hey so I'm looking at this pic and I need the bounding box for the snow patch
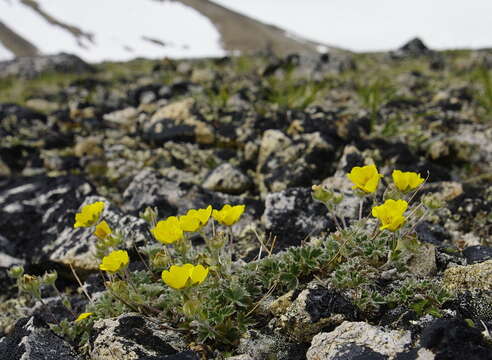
[0,0,225,62]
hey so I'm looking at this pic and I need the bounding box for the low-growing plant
[9,164,455,356]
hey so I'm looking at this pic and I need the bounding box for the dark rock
[263,187,334,251]
[420,318,492,360]
[331,343,388,360]
[415,221,450,245]
[0,53,94,79]
[391,38,431,58]
[0,315,79,360]
[142,119,196,145]
[463,245,492,264]
[305,287,359,323]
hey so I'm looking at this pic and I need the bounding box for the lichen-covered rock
[262,187,334,251]
[443,259,492,291]
[306,321,411,360]
[256,130,335,195]
[451,290,492,323]
[237,330,308,360]
[202,163,252,194]
[0,315,79,360]
[0,175,94,264]
[278,285,358,342]
[122,168,262,235]
[143,98,214,145]
[0,53,94,79]
[90,313,196,360]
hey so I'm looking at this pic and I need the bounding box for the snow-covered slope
[0,0,225,62]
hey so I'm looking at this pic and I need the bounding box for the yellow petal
[151,216,183,244]
[179,214,201,232]
[190,264,209,284]
[162,265,191,289]
[75,312,93,322]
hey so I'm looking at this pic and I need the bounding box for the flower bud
[8,265,24,279]
[43,271,58,286]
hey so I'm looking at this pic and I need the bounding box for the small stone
[443,259,492,291]
[306,321,411,360]
[463,245,492,265]
[202,163,252,194]
[405,243,437,277]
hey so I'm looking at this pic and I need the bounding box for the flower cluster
[346,165,424,232]
[73,201,113,239]
[151,204,245,244]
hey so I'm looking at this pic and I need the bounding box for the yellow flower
[161,264,209,289]
[151,216,183,244]
[371,199,408,232]
[94,220,112,239]
[179,205,212,232]
[75,312,94,322]
[392,170,424,193]
[212,204,245,226]
[99,250,129,273]
[74,201,105,228]
[347,164,382,193]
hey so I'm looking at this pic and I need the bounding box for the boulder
[202,163,252,195]
[89,313,198,360]
[443,259,492,291]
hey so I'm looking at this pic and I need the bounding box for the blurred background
[0,0,491,62]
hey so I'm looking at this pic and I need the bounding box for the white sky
[0,0,491,62]
[215,0,492,51]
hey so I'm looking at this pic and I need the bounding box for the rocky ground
[1,39,492,359]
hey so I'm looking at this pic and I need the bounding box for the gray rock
[0,315,79,360]
[306,321,412,360]
[262,187,334,251]
[202,163,252,194]
[89,313,192,360]
[0,53,94,79]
